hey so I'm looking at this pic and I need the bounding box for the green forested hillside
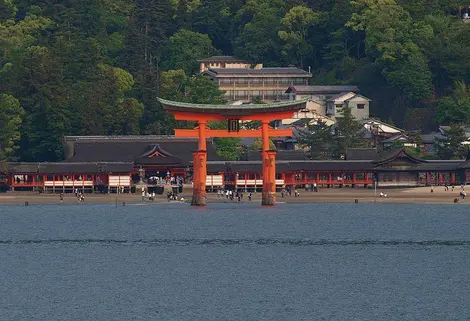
[1,0,470,161]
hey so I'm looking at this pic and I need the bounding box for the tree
[233,0,285,65]
[295,120,332,159]
[347,0,433,101]
[191,0,241,54]
[249,137,276,151]
[163,29,219,75]
[75,64,145,135]
[207,121,242,161]
[436,124,466,159]
[436,80,470,124]
[278,5,320,68]
[14,45,72,161]
[331,106,365,158]
[0,94,24,160]
[185,75,226,104]
[0,0,17,21]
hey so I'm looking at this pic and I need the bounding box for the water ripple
[0,239,468,246]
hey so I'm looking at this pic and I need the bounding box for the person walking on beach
[313,182,318,192]
[60,193,63,203]
[248,192,252,201]
[444,183,448,191]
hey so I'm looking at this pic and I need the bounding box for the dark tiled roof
[207,161,299,173]
[8,162,134,174]
[198,56,248,63]
[382,133,410,143]
[134,144,183,166]
[285,85,359,94]
[419,132,447,144]
[288,160,373,171]
[247,150,307,161]
[205,67,311,76]
[66,139,221,166]
[345,148,378,160]
[373,148,424,165]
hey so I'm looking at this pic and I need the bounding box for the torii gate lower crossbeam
[157,97,308,206]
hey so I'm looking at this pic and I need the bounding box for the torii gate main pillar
[261,121,276,206]
[192,121,207,206]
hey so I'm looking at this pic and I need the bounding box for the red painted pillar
[191,150,207,206]
[192,121,207,206]
[261,121,276,205]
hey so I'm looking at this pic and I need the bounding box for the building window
[293,78,306,85]
[236,78,248,85]
[264,78,276,85]
[357,104,365,109]
[220,79,232,85]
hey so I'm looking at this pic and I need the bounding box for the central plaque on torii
[158,98,308,206]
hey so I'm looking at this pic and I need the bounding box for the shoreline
[0,187,468,206]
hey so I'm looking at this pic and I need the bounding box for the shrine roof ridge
[64,135,199,142]
[157,97,309,114]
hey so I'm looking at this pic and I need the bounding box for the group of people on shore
[216,188,252,202]
[59,189,85,203]
[430,184,467,203]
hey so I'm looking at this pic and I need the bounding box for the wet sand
[0,186,467,205]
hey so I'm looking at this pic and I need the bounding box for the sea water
[0,203,469,321]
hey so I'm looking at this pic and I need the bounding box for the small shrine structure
[158,98,308,206]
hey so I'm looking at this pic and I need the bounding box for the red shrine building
[7,136,221,193]
[5,136,470,194]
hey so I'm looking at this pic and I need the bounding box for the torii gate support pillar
[191,121,207,206]
[191,150,207,206]
[262,150,277,206]
[261,121,276,206]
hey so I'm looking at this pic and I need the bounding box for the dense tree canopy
[1,0,470,161]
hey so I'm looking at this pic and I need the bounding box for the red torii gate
[158,98,308,206]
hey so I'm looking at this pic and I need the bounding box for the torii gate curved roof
[157,98,308,117]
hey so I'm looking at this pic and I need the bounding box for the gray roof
[247,150,307,161]
[285,85,359,94]
[419,132,447,144]
[205,67,311,77]
[198,56,248,63]
[64,135,199,143]
[326,92,352,101]
[8,162,135,174]
[345,148,378,160]
[382,133,410,143]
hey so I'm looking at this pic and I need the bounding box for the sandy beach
[0,186,468,205]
